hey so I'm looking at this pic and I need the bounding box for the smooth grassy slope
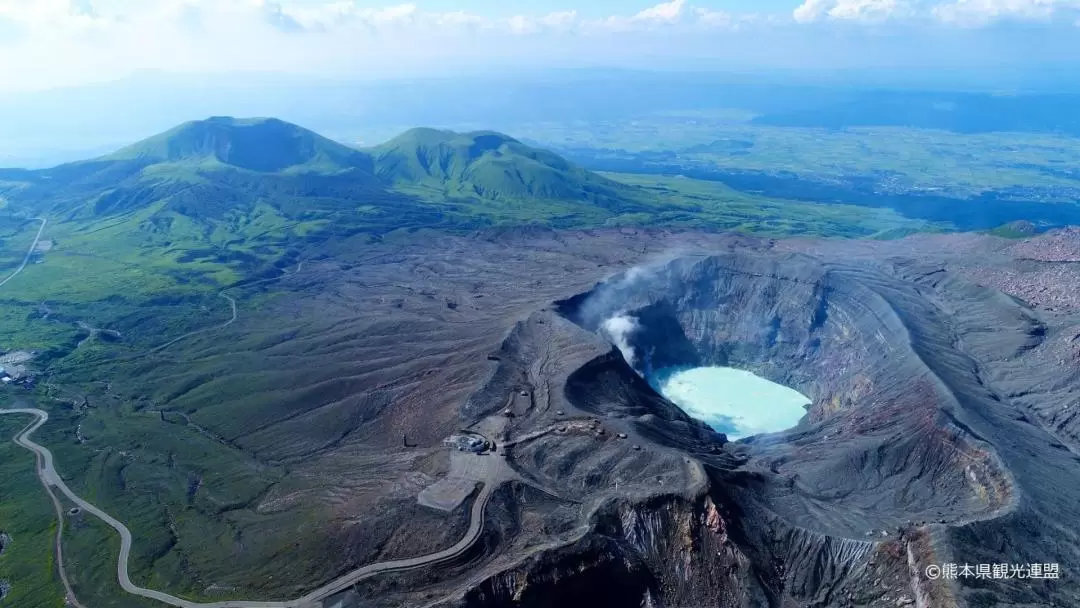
[369,127,652,218]
[104,116,374,174]
[0,218,41,275]
[371,128,625,197]
[3,117,938,250]
[33,397,291,602]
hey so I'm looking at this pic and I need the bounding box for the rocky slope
[347,229,1080,608]
[20,224,1080,607]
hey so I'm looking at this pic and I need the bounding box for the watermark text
[924,563,1060,580]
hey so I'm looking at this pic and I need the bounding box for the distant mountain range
[0,117,644,229]
[0,117,656,262]
[0,116,688,299]
[7,71,1080,169]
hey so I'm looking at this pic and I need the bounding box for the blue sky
[275,0,796,18]
[0,0,1078,92]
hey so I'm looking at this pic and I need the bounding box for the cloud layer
[0,0,1078,91]
[792,0,1080,23]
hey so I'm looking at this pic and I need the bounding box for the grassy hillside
[371,128,639,210]
[1,119,657,235]
[105,116,374,174]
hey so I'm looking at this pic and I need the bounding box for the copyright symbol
[925,565,941,580]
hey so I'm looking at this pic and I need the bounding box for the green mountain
[1,119,647,225]
[1,117,934,250]
[1,119,421,233]
[370,128,637,209]
[0,118,668,306]
[105,116,373,174]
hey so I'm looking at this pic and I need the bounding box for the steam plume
[601,313,641,367]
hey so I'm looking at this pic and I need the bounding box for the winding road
[2,249,496,606]
[0,217,47,289]
[0,407,497,608]
[8,410,87,608]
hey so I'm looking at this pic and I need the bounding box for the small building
[444,434,488,453]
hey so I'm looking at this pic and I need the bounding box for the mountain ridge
[0,117,662,278]
[369,126,638,206]
[103,116,374,174]
[2,118,639,216]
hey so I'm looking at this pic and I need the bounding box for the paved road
[9,413,87,608]
[0,217,46,289]
[1,408,496,608]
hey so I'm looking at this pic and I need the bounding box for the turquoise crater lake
[648,366,811,440]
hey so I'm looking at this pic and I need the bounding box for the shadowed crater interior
[493,244,1080,608]
[559,252,1014,538]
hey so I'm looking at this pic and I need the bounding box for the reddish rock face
[704,496,727,542]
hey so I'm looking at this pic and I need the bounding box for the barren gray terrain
[243,226,1080,608]
[15,226,1080,608]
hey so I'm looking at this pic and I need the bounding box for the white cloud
[278,2,420,30]
[432,10,485,28]
[794,0,908,22]
[503,12,577,35]
[793,0,830,22]
[830,0,906,20]
[0,0,106,33]
[506,14,534,34]
[933,0,1080,25]
[794,0,1080,23]
[694,7,734,26]
[599,0,691,30]
[0,0,1078,92]
[539,10,578,27]
[633,0,687,23]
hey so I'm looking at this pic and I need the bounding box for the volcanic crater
[560,252,1015,534]
[422,235,1080,608]
[107,228,1080,608]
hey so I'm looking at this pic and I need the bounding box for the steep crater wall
[559,254,909,418]
[558,253,1012,537]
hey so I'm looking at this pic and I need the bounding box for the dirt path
[144,262,303,356]
[0,407,497,608]
[147,293,237,354]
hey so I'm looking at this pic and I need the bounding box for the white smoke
[601,313,641,367]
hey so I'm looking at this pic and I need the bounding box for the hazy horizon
[4,64,1080,169]
[3,0,1080,167]
[1,1,1080,93]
